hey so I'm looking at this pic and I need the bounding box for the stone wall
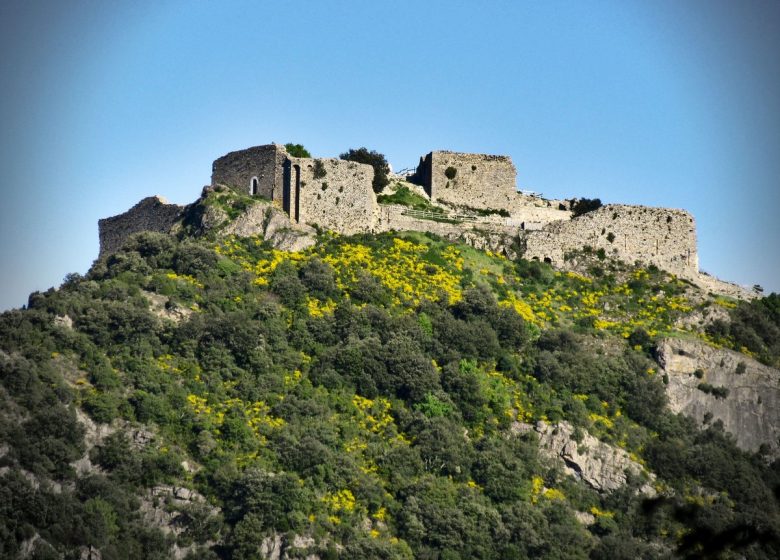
[211,144,287,200]
[286,157,377,234]
[522,204,699,278]
[416,151,519,210]
[98,196,184,257]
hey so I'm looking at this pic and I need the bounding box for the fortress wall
[98,196,184,257]
[426,151,519,210]
[211,144,287,200]
[289,158,377,234]
[523,204,699,278]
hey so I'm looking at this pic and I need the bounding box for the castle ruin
[98,142,735,293]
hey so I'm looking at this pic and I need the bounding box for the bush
[570,198,602,218]
[339,147,390,193]
[284,143,311,158]
[313,159,327,179]
[445,166,457,180]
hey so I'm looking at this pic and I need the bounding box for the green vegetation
[285,143,311,158]
[445,166,457,180]
[706,293,780,367]
[313,159,327,179]
[0,229,778,558]
[376,185,444,213]
[339,147,390,193]
[570,198,603,218]
[200,187,260,220]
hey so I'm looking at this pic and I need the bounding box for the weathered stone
[53,314,73,329]
[221,201,317,252]
[523,204,699,279]
[657,337,780,456]
[98,196,184,257]
[212,144,288,200]
[518,420,655,495]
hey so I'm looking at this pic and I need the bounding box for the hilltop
[99,143,754,301]
[0,145,778,558]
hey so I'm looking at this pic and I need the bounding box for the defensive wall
[98,143,723,294]
[98,196,185,257]
[284,157,376,235]
[413,151,517,210]
[522,204,699,278]
[211,144,287,201]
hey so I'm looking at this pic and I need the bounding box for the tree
[339,147,390,193]
[284,143,311,158]
[570,198,602,217]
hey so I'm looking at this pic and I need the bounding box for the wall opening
[543,257,552,264]
[250,177,259,195]
[293,165,301,223]
[282,164,291,215]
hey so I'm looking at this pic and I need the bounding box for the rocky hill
[1,176,779,559]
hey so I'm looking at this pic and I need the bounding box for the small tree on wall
[339,147,390,193]
[285,143,311,158]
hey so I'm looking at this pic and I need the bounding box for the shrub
[284,143,311,158]
[570,198,602,217]
[313,159,327,179]
[445,166,457,180]
[606,232,616,243]
[339,147,390,193]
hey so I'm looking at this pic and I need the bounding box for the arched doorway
[250,177,259,195]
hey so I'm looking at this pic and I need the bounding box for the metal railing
[400,208,480,223]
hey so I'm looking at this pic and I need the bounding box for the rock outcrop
[221,200,316,252]
[513,420,655,495]
[657,337,780,456]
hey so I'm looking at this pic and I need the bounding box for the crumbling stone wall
[211,144,287,200]
[98,196,184,257]
[286,157,377,234]
[523,204,699,278]
[414,151,519,210]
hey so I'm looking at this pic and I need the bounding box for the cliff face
[657,337,780,456]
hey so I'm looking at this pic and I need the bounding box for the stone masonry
[98,196,184,257]
[413,151,518,210]
[284,157,376,235]
[99,142,746,297]
[523,204,699,279]
[211,144,288,200]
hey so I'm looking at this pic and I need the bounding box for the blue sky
[1,0,778,310]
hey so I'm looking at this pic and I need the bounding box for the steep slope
[1,228,778,559]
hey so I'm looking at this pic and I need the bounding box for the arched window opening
[250,177,259,195]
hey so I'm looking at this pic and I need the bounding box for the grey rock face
[515,420,655,495]
[657,337,780,456]
[221,201,316,252]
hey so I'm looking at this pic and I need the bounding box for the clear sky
[1,0,778,311]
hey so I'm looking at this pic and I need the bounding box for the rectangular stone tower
[413,151,518,210]
[211,144,288,201]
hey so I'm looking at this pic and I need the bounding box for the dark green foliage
[284,143,311,158]
[444,166,457,180]
[570,197,602,217]
[339,147,390,193]
[707,293,780,366]
[313,159,327,179]
[1,230,778,559]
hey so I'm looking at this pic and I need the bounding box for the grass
[377,185,444,213]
